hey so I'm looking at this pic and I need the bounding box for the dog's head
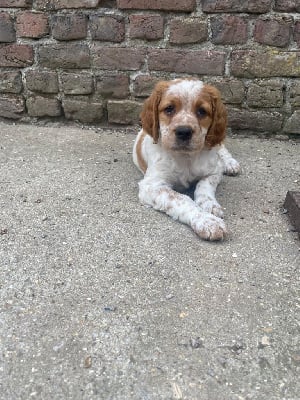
[140,79,227,152]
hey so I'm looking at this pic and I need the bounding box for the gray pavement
[0,121,299,400]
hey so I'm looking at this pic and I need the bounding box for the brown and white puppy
[133,79,240,241]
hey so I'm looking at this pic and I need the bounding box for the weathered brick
[90,15,125,42]
[92,46,146,70]
[63,98,103,123]
[169,18,207,44]
[27,96,61,117]
[25,70,58,93]
[254,17,292,48]
[0,94,24,119]
[148,49,225,75]
[294,21,300,47]
[16,12,49,38]
[95,74,129,98]
[209,79,245,104]
[228,108,283,132]
[274,0,300,12]
[0,0,31,7]
[132,75,162,98]
[61,72,93,95]
[247,80,284,108]
[231,50,300,78]
[0,71,22,93]
[117,0,196,11]
[211,15,247,45]
[38,43,90,69]
[129,14,164,40]
[51,14,87,40]
[0,44,33,67]
[35,0,99,10]
[289,81,300,106]
[283,110,300,134]
[0,12,15,42]
[202,0,272,13]
[107,100,142,124]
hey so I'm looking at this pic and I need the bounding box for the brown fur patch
[136,130,147,173]
[201,85,227,148]
[140,81,171,143]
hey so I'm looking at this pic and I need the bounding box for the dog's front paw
[196,197,224,218]
[223,158,240,176]
[191,213,227,241]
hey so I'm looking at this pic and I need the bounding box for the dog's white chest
[167,149,221,189]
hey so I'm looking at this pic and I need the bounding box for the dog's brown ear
[140,81,169,144]
[204,85,227,148]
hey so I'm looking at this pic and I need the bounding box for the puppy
[133,79,240,241]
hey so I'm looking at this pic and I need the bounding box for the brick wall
[0,0,299,136]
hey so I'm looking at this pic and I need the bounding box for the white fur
[218,144,240,176]
[133,80,240,241]
[167,80,204,102]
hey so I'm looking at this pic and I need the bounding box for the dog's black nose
[175,126,193,141]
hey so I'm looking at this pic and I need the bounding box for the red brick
[132,75,162,97]
[61,72,93,95]
[35,0,99,10]
[25,70,58,93]
[148,49,225,75]
[211,15,247,45]
[90,15,125,42]
[202,0,272,13]
[63,98,103,123]
[0,0,31,7]
[231,50,300,78]
[247,80,284,108]
[254,18,292,48]
[0,44,33,67]
[16,12,49,39]
[27,95,61,117]
[169,18,207,44]
[0,12,15,43]
[117,0,196,11]
[107,100,142,124]
[228,108,283,132]
[274,0,300,12]
[129,14,164,40]
[51,14,87,41]
[294,21,300,47]
[38,43,90,69]
[0,94,24,119]
[92,46,146,70]
[95,74,129,98]
[0,71,22,93]
[208,78,245,104]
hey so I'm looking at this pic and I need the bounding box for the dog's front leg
[138,178,226,241]
[194,174,224,218]
[218,144,240,176]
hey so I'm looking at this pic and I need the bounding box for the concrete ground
[0,121,299,400]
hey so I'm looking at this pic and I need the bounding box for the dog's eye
[164,105,175,115]
[196,107,207,118]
